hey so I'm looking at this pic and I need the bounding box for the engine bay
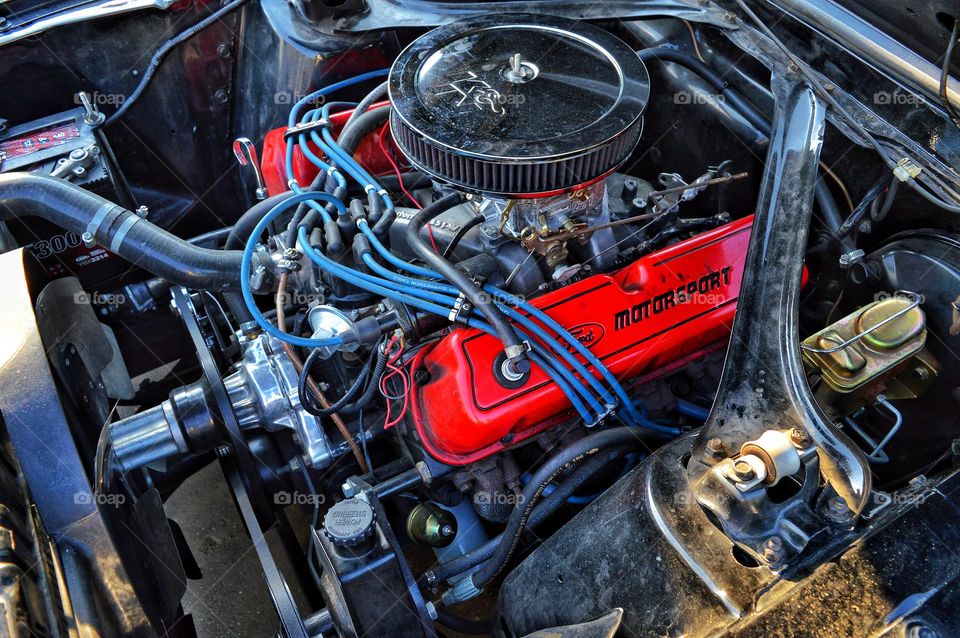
[1,1,960,636]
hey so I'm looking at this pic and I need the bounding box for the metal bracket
[686,76,871,568]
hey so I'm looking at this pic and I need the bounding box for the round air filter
[388,14,650,198]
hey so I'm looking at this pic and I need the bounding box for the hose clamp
[85,202,115,240]
[276,247,302,272]
[110,212,142,253]
[503,341,530,361]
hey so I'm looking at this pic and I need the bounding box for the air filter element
[388,14,650,198]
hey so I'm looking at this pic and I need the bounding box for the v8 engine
[1,2,960,637]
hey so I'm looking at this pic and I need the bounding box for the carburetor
[388,13,650,271]
[802,292,939,417]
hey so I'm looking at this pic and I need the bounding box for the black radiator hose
[440,427,647,605]
[0,172,271,291]
[424,447,626,585]
[406,192,530,376]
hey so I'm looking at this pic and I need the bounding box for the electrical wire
[673,20,854,212]
[104,0,250,127]
[283,85,679,434]
[734,0,960,213]
[240,191,349,348]
[380,336,410,429]
[298,347,375,417]
[275,271,368,473]
[940,16,960,131]
[378,123,422,209]
[355,219,675,434]
[297,226,603,425]
[682,19,706,63]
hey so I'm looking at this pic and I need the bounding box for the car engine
[1,1,960,636]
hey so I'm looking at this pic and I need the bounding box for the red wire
[379,336,410,429]
[378,123,422,209]
[377,123,440,253]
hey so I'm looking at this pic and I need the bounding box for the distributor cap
[389,14,650,197]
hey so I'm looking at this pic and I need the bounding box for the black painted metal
[0,249,154,635]
[685,76,870,562]
[495,434,777,636]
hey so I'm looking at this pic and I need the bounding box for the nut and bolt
[214,88,230,104]
[277,258,301,272]
[790,428,811,448]
[722,12,736,22]
[415,460,433,485]
[824,495,853,523]
[913,367,931,382]
[217,43,233,59]
[762,536,783,563]
[733,460,756,481]
[704,437,726,462]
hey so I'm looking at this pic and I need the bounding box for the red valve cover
[260,101,395,197]
[409,216,755,465]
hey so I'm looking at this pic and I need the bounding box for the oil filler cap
[389,13,650,197]
[322,498,375,548]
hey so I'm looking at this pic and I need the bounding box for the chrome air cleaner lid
[388,14,650,197]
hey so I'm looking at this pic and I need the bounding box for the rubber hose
[222,193,294,323]
[225,192,292,249]
[466,428,645,591]
[343,80,388,130]
[337,106,390,156]
[0,172,270,290]
[406,192,529,370]
[426,448,627,584]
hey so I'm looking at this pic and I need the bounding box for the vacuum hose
[0,172,271,290]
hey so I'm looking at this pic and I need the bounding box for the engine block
[410,216,753,464]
